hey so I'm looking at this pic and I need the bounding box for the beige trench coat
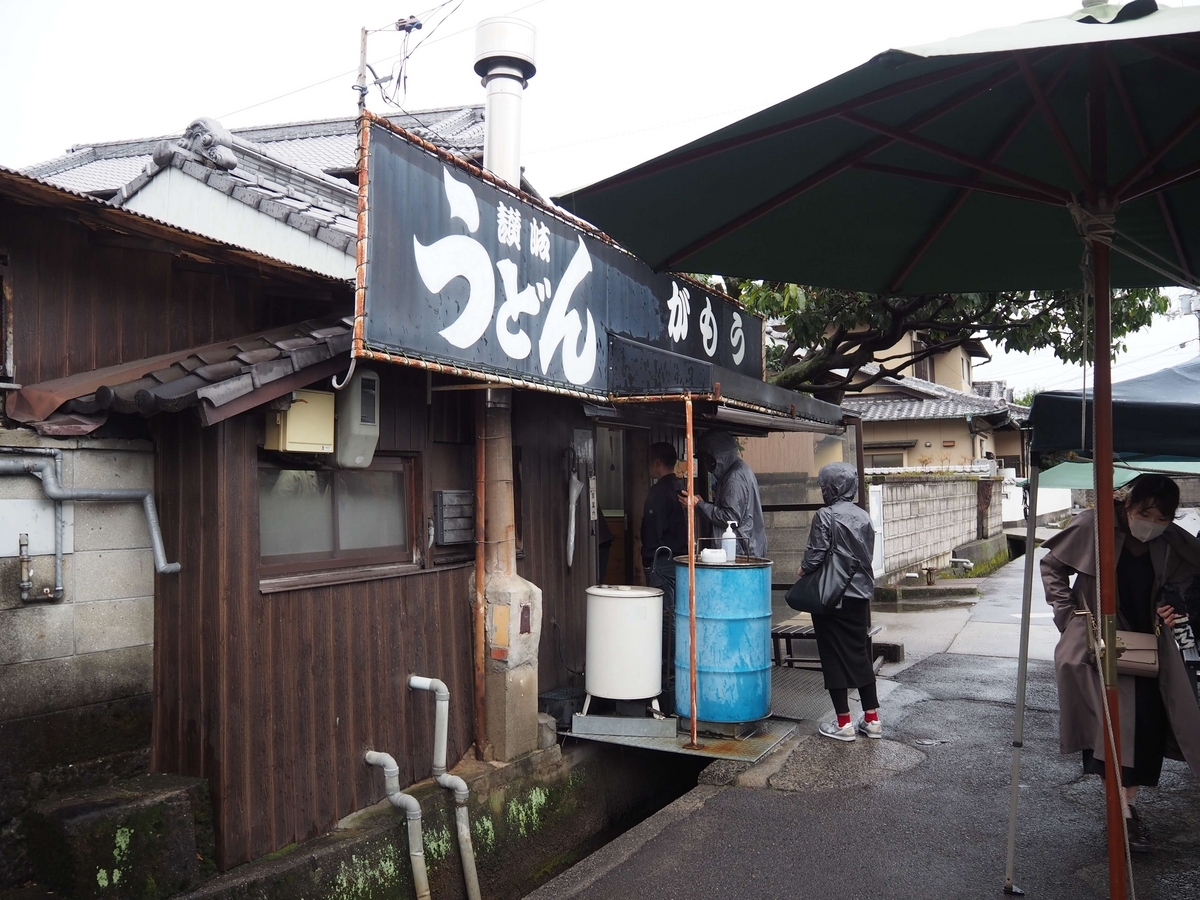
[1041,506,1200,776]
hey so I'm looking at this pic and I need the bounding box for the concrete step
[25,774,215,900]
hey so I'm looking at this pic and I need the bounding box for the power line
[218,0,550,121]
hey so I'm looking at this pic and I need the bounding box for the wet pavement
[528,553,1200,900]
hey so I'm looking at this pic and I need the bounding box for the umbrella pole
[1003,465,1040,896]
[1093,241,1128,900]
[684,397,702,750]
[1088,45,1127,899]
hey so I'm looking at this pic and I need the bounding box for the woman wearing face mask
[1041,474,1200,852]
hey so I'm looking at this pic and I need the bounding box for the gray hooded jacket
[801,463,875,602]
[695,431,767,557]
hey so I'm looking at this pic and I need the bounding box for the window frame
[257,452,419,579]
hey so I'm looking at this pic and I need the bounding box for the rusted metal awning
[6,318,352,434]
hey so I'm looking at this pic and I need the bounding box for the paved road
[529,554,1200,900]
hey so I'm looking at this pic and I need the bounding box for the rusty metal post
[473,392,489,760]
[684,397,702,749]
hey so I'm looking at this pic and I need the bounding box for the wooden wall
[152,367,475,870]
[0,199,340,387]
[512,392,595,694]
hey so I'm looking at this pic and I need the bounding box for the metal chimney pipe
[474,17,537,186]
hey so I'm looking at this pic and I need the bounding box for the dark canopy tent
[1031,354,1200,455]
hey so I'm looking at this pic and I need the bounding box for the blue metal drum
[674,557,773,722]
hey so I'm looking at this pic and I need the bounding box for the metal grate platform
[560,666,833,761]
[562,716,796,762]
[770,665,835,723]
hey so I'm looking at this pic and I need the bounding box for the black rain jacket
[802,463,875,602]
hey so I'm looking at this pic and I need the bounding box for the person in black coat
[642,442,689,591]
[800,462,879,742]
[642,442,689,712]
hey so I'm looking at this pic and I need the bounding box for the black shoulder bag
[785,513,857,614]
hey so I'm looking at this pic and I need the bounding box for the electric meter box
[264,389,335,453]
[335,368,380,468]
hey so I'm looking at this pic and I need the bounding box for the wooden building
[1,117,845,874]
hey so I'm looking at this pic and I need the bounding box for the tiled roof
[0,165,350,283]
[9,318,352,436]
[23,106,484,196]
[843,366,1017,424]
[112,124,360,255]
[972,380,1012,402]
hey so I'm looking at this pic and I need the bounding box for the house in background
[841,362,1029,473]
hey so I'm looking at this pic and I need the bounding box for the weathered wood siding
[512,392,594,693]
[153,367,474,870]
[0,199,339,387]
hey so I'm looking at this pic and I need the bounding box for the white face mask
[1128,516,1167,543]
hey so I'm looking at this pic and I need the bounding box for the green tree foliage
[716,278,1166,393]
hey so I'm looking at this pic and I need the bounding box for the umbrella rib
[887,50,1079,293]
[1113,103,1200,199]
[1013,50,1091,195]
[839,110,1072,202]
[565,56,1006,197]
[1120,158,1200,203]
[1106,55,1195,280]
[853,163,1062,205]
[651,63,1028,273]
[1135,40,1200,78]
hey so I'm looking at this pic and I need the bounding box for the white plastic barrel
[585,584,663,699]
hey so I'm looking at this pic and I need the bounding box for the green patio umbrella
[556,3,1200,897]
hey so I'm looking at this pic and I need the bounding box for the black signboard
[363,123,763,395]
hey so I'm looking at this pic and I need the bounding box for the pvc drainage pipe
[364,751,430,900]
[410,674,481,900]
[0,455,179,574]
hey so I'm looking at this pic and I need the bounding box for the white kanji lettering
[414,167,494,349]
[539,236,597,385]
[730,312,746,366]
[699,297,718,357]
[495,260,547,360]
[529,220,551,263]
[497,202,521,250]
[667,282,690,343]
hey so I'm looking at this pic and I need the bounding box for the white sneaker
[857,718,883,739]
[818,719,856,742]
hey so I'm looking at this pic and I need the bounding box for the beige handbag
[1114,629,1159,677]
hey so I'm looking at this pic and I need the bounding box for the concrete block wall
[876,474,1003,581]
[1073,476,1200,511]
[757,473,821,582]
[0,430,156,886]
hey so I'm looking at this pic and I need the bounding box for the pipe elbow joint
[438,774,470,804]
[408,674,450,700]
[364,750,401,780]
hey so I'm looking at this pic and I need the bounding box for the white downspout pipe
[364,750,431,900]
[410,675,481,900]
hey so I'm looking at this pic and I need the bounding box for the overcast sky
[2,0,1196,391]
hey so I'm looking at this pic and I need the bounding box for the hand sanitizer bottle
[722,522,737,562]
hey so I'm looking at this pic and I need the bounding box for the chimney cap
[474,17,537,80]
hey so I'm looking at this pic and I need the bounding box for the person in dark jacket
[642,442,688,592]
[642,442,689,714]
[800,462,879,742]
[687,430,767,557]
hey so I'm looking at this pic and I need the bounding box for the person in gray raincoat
[688,430,767,557]
[801,463,879,742]
[1041,474,1200,852]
